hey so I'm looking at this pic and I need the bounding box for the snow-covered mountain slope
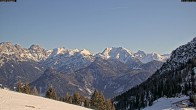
[43,48,94,72]
[0,42,46,87]
[0,42,169,69]
[0,42,49,66]
[0,89,91,110]
[97,47,135,63]
[0,42,169,74]
[159,37,196,74]
[96,47,169,64]
[143,96,194,110]
[134,50,170,63]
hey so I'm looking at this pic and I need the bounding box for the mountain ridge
[0,41,169,98]
[0,42,169,66]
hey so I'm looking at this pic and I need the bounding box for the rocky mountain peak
[79,49,91,56]
[29,44,42,50]
[191,37,196,42]
[0,42,12,46]
[135,50,146,57]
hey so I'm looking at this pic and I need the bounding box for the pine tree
[45,87,57,100]
[65,92,72,103]
[90,90,100,109]
[73,92,80,105]
[84,98,90,108]
[31,86,39,96]
[105,99,115,110]
[80,95,85,106]
[190,94,196,106]
[90,90,108,110]
[16,80,23,92]
[97,92,105,110]
[23,82,30,94]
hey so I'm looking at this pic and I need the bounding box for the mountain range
[0,42,169,98]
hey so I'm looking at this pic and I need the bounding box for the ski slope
[0,89,91,110]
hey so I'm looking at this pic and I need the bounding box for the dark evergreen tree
[84,98,90,108]
[90,90,100,109]
[105,99,115,110]
[64,92,72,103]
[190,94,196,106]
[45,87,57,100]
[16,80,23,92]
[97,92,105,110]
[72,92,80,105]
[23,82,30,94]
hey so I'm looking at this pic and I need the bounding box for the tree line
[16,83,115,110]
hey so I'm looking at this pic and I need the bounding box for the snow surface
[0,89,91,110]
[143,96,195,110]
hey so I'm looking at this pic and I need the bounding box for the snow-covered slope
[143,96,194,110]
[0,89,91,110]
[160,37,196,74]
[135,50,170,63]
[0,42,49,66]
[97,47,135,63]
[43,48,94,72]
[96,47,169,64]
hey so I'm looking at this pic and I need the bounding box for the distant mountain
[30,68,88,97]
[96,47,168,64]
[0,42,49,63]
[0,42,169,98]
[113,37,196,110]
[134,50,170,63]
[42,48,94,73]
[31,58,163,98]
[0,42,45,87]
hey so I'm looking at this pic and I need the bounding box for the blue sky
[0,0,195,54]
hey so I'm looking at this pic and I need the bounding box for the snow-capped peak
[97,47,169,64]
[102,47,134,56]
[29,44,42,50]
[79,49,91,56]
[135,50,146,58]
[66,49,79,56]
[97,47,136,63]
[0,42,49,63]
[0,42,12,46]
[52,47,67,55]
[135,51,168,63]
[0,42,170,69]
